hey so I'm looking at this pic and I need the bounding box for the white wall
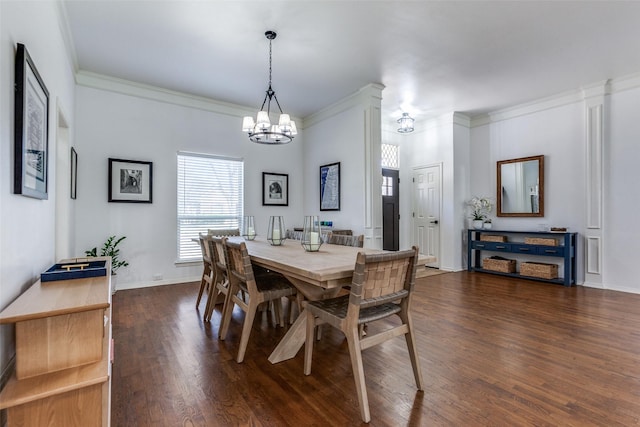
[469,81,640,293]
[0,1,76,376]
[74,83,304,289]
[605,85,640,292]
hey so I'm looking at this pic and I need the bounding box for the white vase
[483,222,492,229]
[473,220,483,229]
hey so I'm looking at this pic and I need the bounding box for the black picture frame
[262,172,289,206]
[14,43,49,199]
[70,147,77,199]
[320,162,340,211]
[108,158,153,203]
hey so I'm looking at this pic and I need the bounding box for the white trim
[303,83,384,129]
[115,276,200,292]
[56,1,79,73]
[472,72,640,127]
[586,103,604,229]
[176,150,243,162]
[586,236,601,275]
[75,70,303,124]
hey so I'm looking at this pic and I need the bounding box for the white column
[361,84,384,249]
[582,81,609,288]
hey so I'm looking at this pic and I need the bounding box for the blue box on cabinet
[41,260,107,282]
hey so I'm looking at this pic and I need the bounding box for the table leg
[268,277,343,364]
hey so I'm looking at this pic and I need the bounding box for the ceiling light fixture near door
[241,31,296,144]
[397,112,415,133]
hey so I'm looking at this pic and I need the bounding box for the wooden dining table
[230,236,435,364]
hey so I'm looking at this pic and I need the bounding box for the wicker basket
[483,258,516,273]
[524,237,557,246]
[480,235,507,242]
[521,262,558,279]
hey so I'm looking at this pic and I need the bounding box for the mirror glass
[497,155,544,217]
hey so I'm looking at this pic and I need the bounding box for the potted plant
[483,218,493,229]
[85,235,129,275]
[468,196,493,229]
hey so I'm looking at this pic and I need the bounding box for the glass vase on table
[242,215,256,240]
[301,215,323,252]
[267,216,285,246]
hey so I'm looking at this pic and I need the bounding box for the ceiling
[62,1,640,127]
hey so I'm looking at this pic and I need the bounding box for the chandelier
[397,112,415,133]
[242,31,297,144]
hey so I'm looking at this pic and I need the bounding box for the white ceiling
[62,1,640,126]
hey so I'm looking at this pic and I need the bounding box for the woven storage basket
[480,235,507,242]
[521,262,558,279]
[524,237,557,246]
[483,258,516,273]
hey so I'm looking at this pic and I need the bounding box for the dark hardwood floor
[111,272,640,426]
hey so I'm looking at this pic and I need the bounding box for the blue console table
[467,229,577,286]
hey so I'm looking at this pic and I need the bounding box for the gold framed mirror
[497,155,544,217]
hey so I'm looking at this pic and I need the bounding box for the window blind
[177,152,244,261]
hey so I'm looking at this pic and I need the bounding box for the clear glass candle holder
[242,215,256,240]
[267,216,285,246]
[301,215,323,252]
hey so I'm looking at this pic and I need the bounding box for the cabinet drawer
[536,246,565,256]
[510,243,535,253]
[472,241,511,252]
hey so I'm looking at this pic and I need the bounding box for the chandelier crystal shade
[397,112,415,133]
[242,31,297,144]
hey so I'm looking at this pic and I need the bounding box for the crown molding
[56,0,79,73]
[474,72,640,127]
[488,89,583,123]
[303,83,384,129]
[75,71,308,126]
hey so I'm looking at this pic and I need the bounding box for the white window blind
[177,152,244,261]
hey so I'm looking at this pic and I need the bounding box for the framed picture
[262,172,289,206]
[320,162,340,211]
[70,147,78,199]
[109,158,153,203]
[14,43,49,199]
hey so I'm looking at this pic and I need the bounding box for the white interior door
[412,165,441,267]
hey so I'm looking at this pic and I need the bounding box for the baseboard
[114,276,200,292]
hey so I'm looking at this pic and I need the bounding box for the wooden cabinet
[467,229,577,286]
[0,258,112,426]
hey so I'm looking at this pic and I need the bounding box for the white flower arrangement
[468,196,494,220]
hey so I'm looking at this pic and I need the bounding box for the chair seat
[238,275,295,299]
[307,295,402,324]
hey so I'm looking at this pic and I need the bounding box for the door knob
[430,220,439,225]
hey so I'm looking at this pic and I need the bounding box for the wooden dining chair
[303,246,423,423]
[326,232,364,248]
[207,228,240,237]
[218,239,297,363]
[285,229,303,240]
[195,234,214,309]
[203,236,232,322]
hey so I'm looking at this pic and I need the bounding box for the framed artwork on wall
[14,43,49,200]
[70,147,77,199]
[108,158,153,203]
[320,162,340,211]
[262,172,289,206]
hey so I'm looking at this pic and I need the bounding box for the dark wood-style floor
[111,272,640,426]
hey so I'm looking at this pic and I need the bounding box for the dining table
[229,236,436,364]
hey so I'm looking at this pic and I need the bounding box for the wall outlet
[152,273,163,281]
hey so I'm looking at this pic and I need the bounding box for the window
[381,143,399,169]
[382,176,394,196]
[177,152,243,261]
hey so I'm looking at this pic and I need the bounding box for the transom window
[177,151,243,261]
[381,143,399,169]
